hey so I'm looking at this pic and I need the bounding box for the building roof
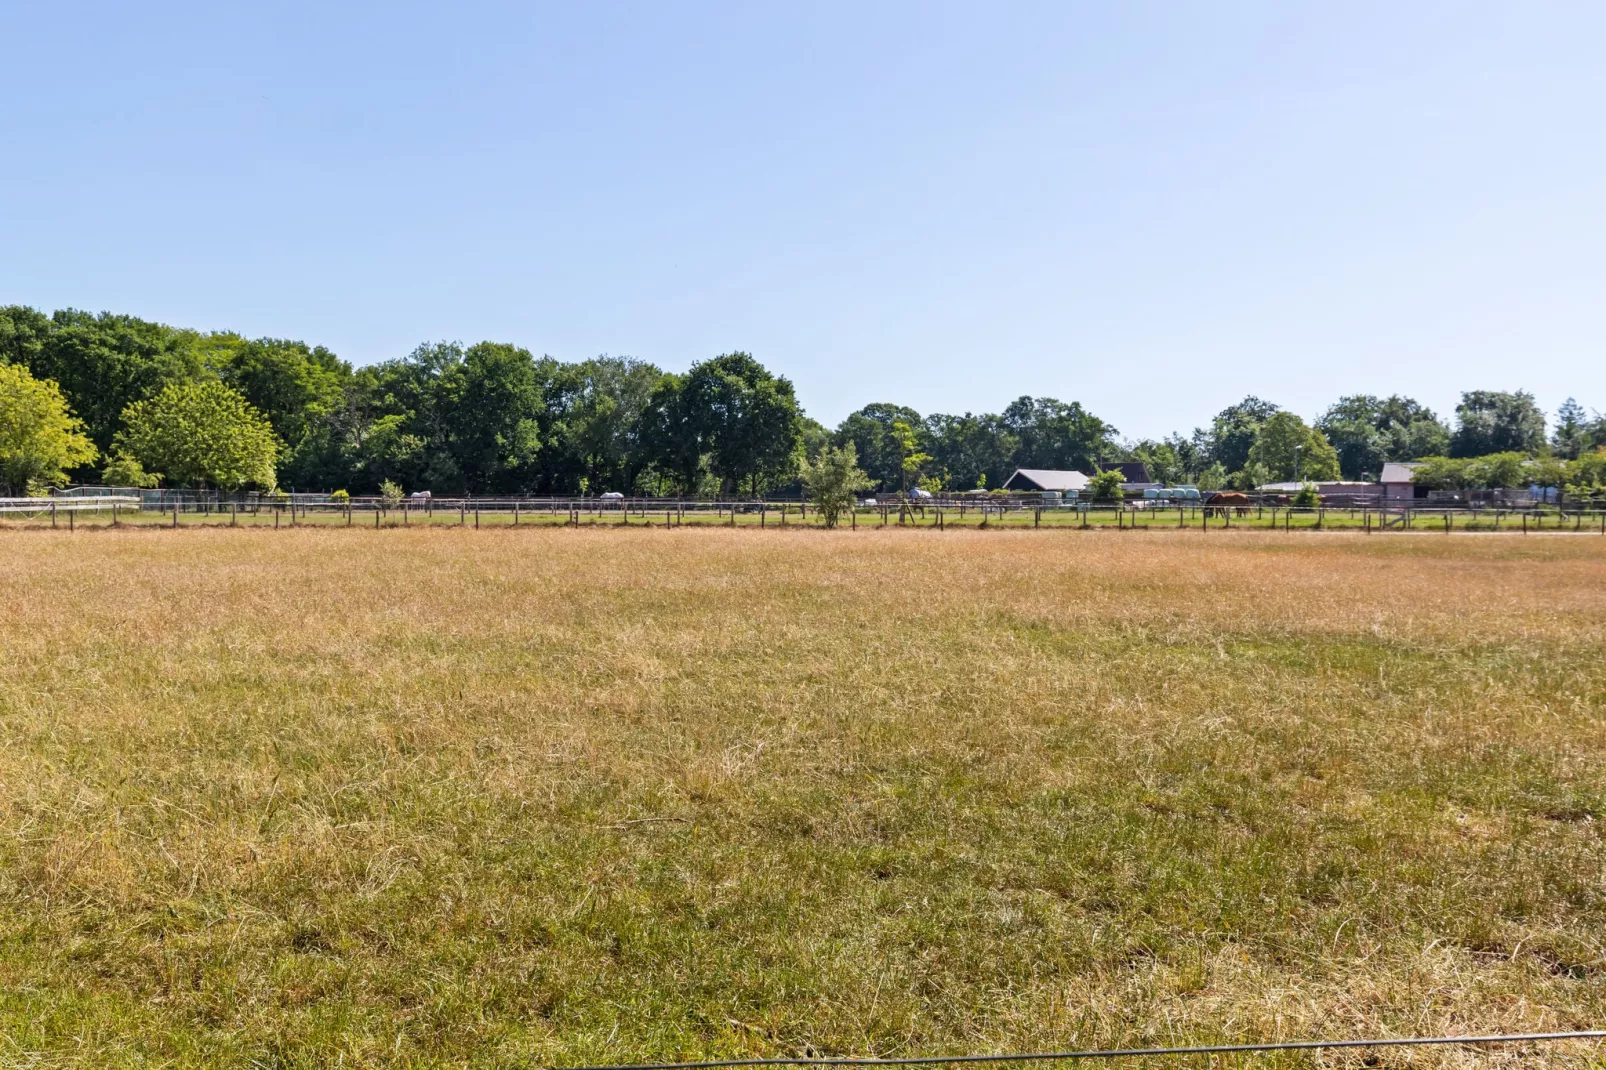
[1380,462,1422,484]
[1003,468,1090,492]
[1258,481,1377,492]
[1099,461,1153,484]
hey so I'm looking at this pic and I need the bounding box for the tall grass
[1,528,1602,1068]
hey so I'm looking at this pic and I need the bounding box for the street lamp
[1294,444,1302,483]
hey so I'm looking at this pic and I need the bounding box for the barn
[1002,469,1090,494]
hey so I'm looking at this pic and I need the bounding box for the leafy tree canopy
[834,404,925,492]
[1317,394,1448,479]
[113,380,279,490]
[681,353,803,498]
[0,307,205,468]
[1195,396,1280,474]
[1451,390,1546,458]
[1246,411,1341,482]
[0,363,99,495]
[1000,395,1118,473]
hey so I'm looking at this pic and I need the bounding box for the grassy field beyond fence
[1,529,1603,1068]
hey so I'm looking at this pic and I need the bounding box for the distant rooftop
[1380,462,1423,483]
[1002,468,1090,493]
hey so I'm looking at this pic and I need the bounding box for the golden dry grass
[1,527,1603,1068]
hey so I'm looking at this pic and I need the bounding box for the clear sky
[3,1,1603,440]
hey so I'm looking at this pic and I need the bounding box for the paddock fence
[5,491,1606,535]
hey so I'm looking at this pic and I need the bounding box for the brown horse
[1205,491,1252,518]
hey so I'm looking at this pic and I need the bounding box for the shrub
[1088,468,1126,502]
[799,444,873,528]
[329,489,351,503]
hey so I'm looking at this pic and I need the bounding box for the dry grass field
[1,527,1603,1069]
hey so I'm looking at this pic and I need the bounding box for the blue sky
[3,1,1603,439]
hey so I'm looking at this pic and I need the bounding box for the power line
[560,1030,1606,1070]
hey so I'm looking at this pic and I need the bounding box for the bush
[329,489,351,503]
[379,480,404,506]
[799,444,873,528]
[1088,468,1126,502]
[101,451,161,489]
[1292,483,1320,508]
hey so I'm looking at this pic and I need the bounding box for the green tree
[799,442,873,528]
[1317,395,1448,479]
[924,412,1017,492]
[1245,411,1340,482]
[1121,438,1190,485]
[891,419,931,492]
[534,356,665,494]
[202,334,352,489]
[1000,396,1118,473]
[1227,461,1272,492]
[1195,462,1228,491]
[1564,449,1606,499]
[680,353,802,497]
[636,372,705,495]
[359,343,464,492]
[1410,456,1471,490]
[101,452,161,487]
[1195,396,1279,474]
[1413,452,1531,491]
[1464,452,1529,490]
[1550,398,1606,460]
[0,363,99,495]
[834,403,925,492]
[114,380,279,490]
[441,342,543,494]
[1,307,205,465]
[1450,390,1546,457]
[1086,468,1125,502]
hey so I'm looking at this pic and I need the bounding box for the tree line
[2,305,1604,498]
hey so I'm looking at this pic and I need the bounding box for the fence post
[113,504,120,527]
[514,503,519,526]
[1035,508,1040,528]
[69,509,74,531]
[233,502,238,527]
[761,506,766,528]
[172,504,178,529]
[51,503,57,528]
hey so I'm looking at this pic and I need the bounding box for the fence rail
[5,493,1606,536]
